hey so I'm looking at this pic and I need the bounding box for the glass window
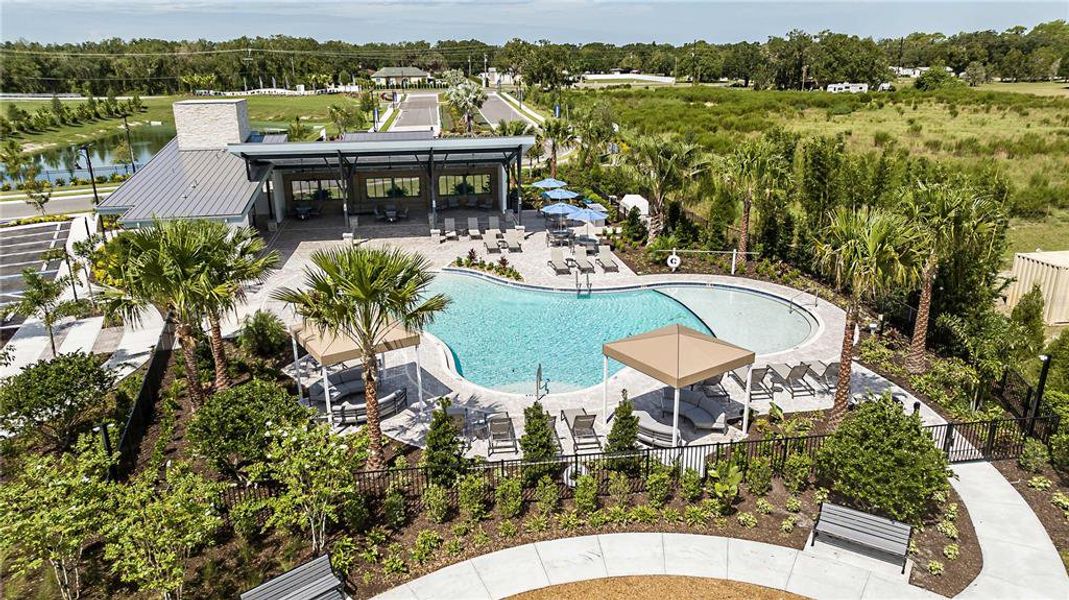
[438,174,491,196]
[366,177,421,199]
[290,177,342,203]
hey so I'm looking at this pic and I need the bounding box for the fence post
[984,420,998,458]
[942,423,954,457]
[1029,355,1051,437]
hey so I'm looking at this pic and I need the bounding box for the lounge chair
[572,247,595,273]
[548,416,564,452]
[487,414,518,456]
[547,248,571,274]
[729,366,774,400]
[467,217,482,239]
[504,230,522,252]
[483,238,501,253]
[596,247,619,272]
[488,216,503,236]
[813,361,840,393]
[772,363,816,399]
[561,408,601,451]
[443,218,459,240]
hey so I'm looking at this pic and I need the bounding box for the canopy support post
[416,344,425,420]
[672,387,681,447]
[742,365,753,435]
[291,330,304,404]
[322,364,333,429]
[602,355,609,424]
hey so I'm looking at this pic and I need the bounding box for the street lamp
[79,145,101,238]
[121,114,136,174]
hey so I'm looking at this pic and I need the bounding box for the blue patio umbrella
[541,188,580,201]
[567,207,606,235]
[531,177,568,189]
[539,202,578,216]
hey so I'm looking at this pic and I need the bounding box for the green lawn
[977,81,1069,97]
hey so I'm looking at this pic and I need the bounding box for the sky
[1,1,1067,45]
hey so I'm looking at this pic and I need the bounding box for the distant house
[827,82,870,94]
[371,67,430,87]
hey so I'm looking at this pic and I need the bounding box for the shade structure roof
[603,324,755,389]
[292,320,420,367]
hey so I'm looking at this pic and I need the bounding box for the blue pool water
[425,273,816,393]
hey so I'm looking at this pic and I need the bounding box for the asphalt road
[481,93,531,128]
[393,94,439,129]
[0,194,99,220]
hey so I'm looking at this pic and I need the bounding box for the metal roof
[99,139,266,223]
[229,135,535,161]
[339,130,435,142]
[371,66,428,78]
[241,555,343,600]
[262,133,289,144]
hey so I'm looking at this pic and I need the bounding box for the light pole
[80,145,101,237]
[121,114,136,174]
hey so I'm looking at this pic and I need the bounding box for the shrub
[780,515,798,534]
[382,543,407,575]
[423,398,466,486]
[707,461,743,509]
[783,452,813,493]
[230,498,268,542]
[646,468,672,508]
[457,474,490,521]
[519,402,559,483]
[188,380,309,479]
[943,502,958,522]
[410,530,442,565]
[680,468,703,502]
[342,491,370,531]
[444,537,463,556]
[534,476,560,516]
[816,396,950,523]
[684,505,707,527]
[330,536,358,579]
[736,512,758,528]
[497,519,518,538]
[746,456,773,496]
[1027,475,1052,491]
[943,543,960,560]
[237,310,288,358]
[937,520,959,540]
[927,560,945,576]
[814,488,830,505]
[574,474,599,515]
[630,504,658,523]
[495,477,524,519]
[524,514,550,533]
[755,498,773,514]
[1052,492,1069,512]
[608,471,631,507]
[383,485,407,529]
[556,510,584,530]
[606,398,640,474]
[1050,432,1069,470]
[786,496,802,513]
[661,507,683,523]
[422,484,449,524]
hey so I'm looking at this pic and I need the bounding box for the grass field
[978,81,1069,97]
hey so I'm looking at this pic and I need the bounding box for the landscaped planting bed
[512,575,806,599]
[991,457,1069,574]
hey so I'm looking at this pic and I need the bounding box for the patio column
[290,330,304,403]
[322,364,333,429]
[497,163,508,214]
[415,344,425,413]
[672,387,681,447]
[742,365,753,434]
[602,355,609,423]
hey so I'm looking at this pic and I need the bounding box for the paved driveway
[481,93,532,128]
[392,94,439,131]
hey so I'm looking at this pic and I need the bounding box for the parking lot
[392,94,440,131]
[0,220,72,306]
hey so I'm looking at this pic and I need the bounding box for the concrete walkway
[952,462,1069,599]
[374,533,937,600]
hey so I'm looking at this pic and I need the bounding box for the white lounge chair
[548,248,571,274]
[443,218,458,240]
[596,247,619,272]
[573,247,595,273]
[488,215,503,237]
[504,230,522,252]
[467,217,482,239]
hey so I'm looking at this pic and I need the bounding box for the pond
[7,124,176,184]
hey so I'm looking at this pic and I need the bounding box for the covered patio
[602,324,757,447]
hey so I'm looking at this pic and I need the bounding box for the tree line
[1,21,1066,95]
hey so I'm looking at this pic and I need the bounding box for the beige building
[1006,251,1069,324]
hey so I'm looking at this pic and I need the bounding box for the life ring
[666,253,682,271]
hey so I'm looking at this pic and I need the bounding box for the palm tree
[273,247,450,469]
[444,79,487,134]
[899,182,1002,373]
[13,269,82,357]
[540,118,576,179]
[719,139,790,266]
[621,132,710,240]
[71,234,102,305]
[496,119,533,137]
[100,220,220,408]
[201,225,279,390]
[0,138,28,184]
[815,207,918,426]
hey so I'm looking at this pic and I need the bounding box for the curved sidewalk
[374,533,937,600]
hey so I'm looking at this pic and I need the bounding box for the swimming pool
[425,272,817,394]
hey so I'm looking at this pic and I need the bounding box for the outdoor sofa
[331,388,408,425]
[660,388,732,433]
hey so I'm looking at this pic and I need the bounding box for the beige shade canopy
[602,324,756,389]
[292,320,420,367]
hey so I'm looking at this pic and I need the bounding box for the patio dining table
[573,235,600,249]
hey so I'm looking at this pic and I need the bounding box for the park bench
[812,502,913,573]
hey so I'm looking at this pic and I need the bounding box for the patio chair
[482,238,501,253]
[561,408,601,451]
[443,218,459,240]
[699,373,728,397]
[814,361,840,393]
[446,407,470,450]
[729,366,773,399]
[596,247,619,272]
[487,414,518,456]
[547,248,571,274]
[398,206,409,220]
[572,247,595,273]
[772,363,816,399]
[373,204,388,221]
[447,197,460,210]
[467,217,482,239]
[504,230,522,252]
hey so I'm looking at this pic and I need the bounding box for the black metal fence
[113,313,175,479]
[992,358,1056,440]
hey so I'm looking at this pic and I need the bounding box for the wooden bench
[812,502,913,573]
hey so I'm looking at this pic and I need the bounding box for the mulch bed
[510,575,806,600]
[990,459,1069,575]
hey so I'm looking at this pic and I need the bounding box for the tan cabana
[289,320,423,428]
[602,324,757,446]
